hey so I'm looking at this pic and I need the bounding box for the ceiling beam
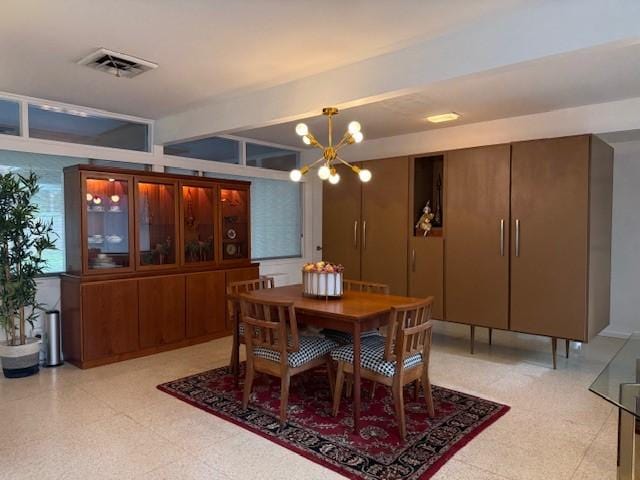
[307,96,640,164]
[156,0,640,145]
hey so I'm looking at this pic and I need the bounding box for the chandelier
[289,107,371,185]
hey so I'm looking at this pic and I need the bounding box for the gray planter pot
[0,338,41,378]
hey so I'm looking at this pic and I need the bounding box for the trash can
[44,310,63,367]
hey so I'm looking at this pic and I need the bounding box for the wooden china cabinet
[61,165,258,368]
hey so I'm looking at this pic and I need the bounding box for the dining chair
[239,294,338,426]
[322,279,391,346]
[323,279,392,398]
[343,279,391,295]
[331,297,435,440]
[227,276,275,378]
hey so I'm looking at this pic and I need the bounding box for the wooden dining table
[243,284,424,434]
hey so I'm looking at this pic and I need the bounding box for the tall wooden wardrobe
[322,134,613,367]
[445,135,612,347]
[323,157,409,295]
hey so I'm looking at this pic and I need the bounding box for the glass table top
[590,333,640,418]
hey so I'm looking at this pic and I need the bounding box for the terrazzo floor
[0,322,624,479]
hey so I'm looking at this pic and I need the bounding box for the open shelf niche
[413,154,444,237]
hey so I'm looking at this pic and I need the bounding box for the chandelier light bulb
[347,121,361,134]
[289,169,302,182]
[110,195,120,203]
[302,135,312,145]
[329,172,341,185]
[86,193,93,202]
[318,165,331,180]
[359,169,372,182]
[352,131,364,143]
[295,123,309,136]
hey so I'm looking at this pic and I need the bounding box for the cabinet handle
[515,219,520,257]
[362,220,367,250]
[500,219,505,256]
[412,248,416,272]
[353,220,358,248]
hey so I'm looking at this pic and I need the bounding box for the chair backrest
[343,279,390,295]
[384,297,434,367]
[226,277,275,322]
[239,295,299,364]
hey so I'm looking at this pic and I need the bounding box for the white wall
[306,99,640,338]
[608,141,640,336]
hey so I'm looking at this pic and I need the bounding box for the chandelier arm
[310,137,325,150]
[304,131,325,150]
[334,133,352,151]
[335,155,355,168]
[302,156,327,170]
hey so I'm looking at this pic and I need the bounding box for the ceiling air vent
[77,48,158,79]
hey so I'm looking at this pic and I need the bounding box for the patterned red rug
[157,365,509,480]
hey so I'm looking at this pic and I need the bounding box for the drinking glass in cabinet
[221,188,248,260]
[138,181,177,266]
[182,185,215,263]
[85,177,130,270]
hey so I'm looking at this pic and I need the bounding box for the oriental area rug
[157,365,509,480]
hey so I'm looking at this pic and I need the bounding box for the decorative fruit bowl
[302,262,344,299]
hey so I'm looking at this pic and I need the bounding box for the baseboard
[599,328,634,339]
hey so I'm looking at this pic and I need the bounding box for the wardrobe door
[409,237,444,319]
[510,136,589,341]
[361,157,409,295]
[322,164,362,280]
[445,145,511,329]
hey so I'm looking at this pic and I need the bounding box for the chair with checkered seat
[227,276,274,379]
[322,279,391,345]
[239,294,338,426]
[331,297,435,440]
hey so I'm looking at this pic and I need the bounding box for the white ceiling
[0,0,525,119]
[236,42,640,147]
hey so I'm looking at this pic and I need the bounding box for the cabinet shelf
[413,154,444,235]
[414,227,443,238]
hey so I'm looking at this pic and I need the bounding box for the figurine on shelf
[153,237,172,264]
[185,238,213,262]
[416,201,435,237]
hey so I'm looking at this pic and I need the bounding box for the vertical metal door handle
[362,220,367,250]
[353,220,358,248]
[515,219,520,257]
[500,219,505,256]
[412,248,416,272]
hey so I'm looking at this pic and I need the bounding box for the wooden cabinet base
[68,330,230,369]
[61,264,258,369]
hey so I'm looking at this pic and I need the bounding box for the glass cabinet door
[84,175,132,271]
[182,184,216,264]
[220,187,249,261]
[137,179,178,267]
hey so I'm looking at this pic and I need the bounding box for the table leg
[353,322,361,434]
[618,407,636,479]
[231,311,240,386]
[618,384,640,480]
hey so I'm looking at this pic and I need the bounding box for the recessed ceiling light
[426,112,460,123]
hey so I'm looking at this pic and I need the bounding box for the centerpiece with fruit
[302,261,344,299]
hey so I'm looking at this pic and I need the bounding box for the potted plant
[0,172,55,378]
